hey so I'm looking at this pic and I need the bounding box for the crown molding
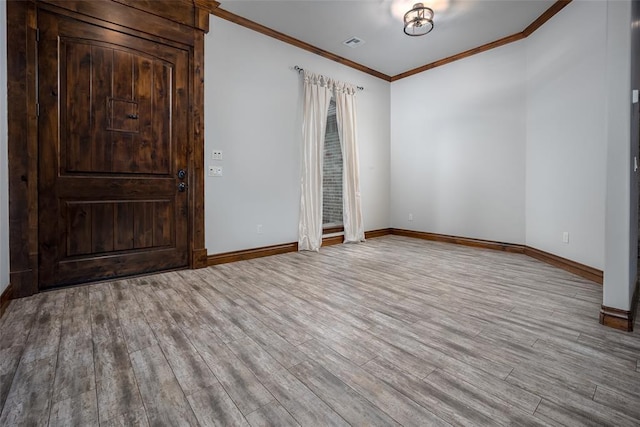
[212,0,572,82]
[523,0,571,37]
[392,0,572,81]
[211,8,392,81]
[390,32,526,81]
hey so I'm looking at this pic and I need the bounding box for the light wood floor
[1,235,639,426]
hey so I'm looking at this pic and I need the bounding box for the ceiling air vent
[343,37,365,48]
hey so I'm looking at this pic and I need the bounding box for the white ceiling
[218,0,556,77]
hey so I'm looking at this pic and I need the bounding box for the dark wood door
[37,10,190,289]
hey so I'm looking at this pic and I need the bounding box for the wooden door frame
[6,0,218,298]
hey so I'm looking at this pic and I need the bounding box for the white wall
[630,0,640,309]
[525,0,607,270]
[0,3,10,295]
[390,42,527,244]
[389,1,628,280]
[603,0,634,310]
[204,16,391,254]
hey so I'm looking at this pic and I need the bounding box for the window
[322,99,343,233]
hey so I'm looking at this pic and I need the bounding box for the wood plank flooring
[1,235,639,426]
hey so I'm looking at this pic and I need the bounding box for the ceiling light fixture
[403,3,434,36]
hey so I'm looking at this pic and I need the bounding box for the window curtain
[298,70,365,251]
[298,71,332,251]
[335,82,365,244]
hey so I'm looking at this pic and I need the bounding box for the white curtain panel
[298,71,332,251]
[335,82,365,243]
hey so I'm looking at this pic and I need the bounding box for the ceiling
[218,0,557,77]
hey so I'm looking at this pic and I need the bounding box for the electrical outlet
[257,224,263,234]
[208,166,222,177]
[212,150,223,160]
[562,232,569,243]
[408,213,413,221]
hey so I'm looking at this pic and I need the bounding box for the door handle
[178,182,187,192]
[127,114,139,119]
[177,169,187,179]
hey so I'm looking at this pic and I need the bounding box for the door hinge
[36,103,40,117]
[36,28,40,42]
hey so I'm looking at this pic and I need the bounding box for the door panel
[64,200,174,257]
[38,10,189,289]
[61,41,172,175]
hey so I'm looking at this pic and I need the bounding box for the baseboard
[0,283,14,319]
[207,228,393,266]
[390,228,525,254]
[208,242,299,266]
[321,235,344,247]
[205,227,603,288]
[600,305,634,332]
[366,228,392,239]
[323,225,344,235]
[524,246,603,285]
[390,228,603,285]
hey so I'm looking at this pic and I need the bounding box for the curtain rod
[294,66,364,91]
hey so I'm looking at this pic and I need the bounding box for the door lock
[178,182,187,192]
[177,169,187,179]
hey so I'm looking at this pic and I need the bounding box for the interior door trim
[7,0,219,297]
